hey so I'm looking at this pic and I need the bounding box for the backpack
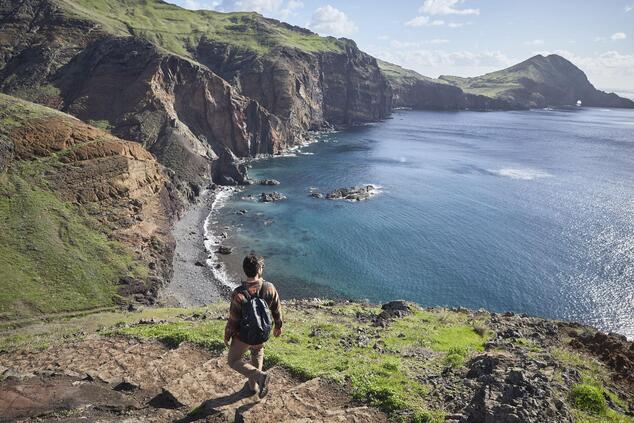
[238,283,273,345]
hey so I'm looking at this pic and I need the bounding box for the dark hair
[243,254,264,278]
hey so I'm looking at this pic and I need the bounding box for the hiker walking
[224,254,283,398]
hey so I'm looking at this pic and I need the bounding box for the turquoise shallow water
[216,108,634,338]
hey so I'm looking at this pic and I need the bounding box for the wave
[203,187,239,290]
[490,167,553,180]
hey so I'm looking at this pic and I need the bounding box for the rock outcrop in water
[324,185,379,201]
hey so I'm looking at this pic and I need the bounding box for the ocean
[210,107,634,339]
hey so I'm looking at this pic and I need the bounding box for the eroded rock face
[196,39,392,131]
[0,0,293,188]
[54,36,291,187]
[4,96,184,304]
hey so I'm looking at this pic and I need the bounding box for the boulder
[217,246,233,255]
[260,192,286,202]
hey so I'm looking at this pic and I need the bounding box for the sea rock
[326,185,378,201]
[310,192,324,198]
[260,179,280,186]
[260,192,286,202]
[217,246,233,255]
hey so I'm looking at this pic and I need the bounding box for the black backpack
[239,284,273,345]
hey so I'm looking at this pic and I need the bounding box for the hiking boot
[258,372,271,398]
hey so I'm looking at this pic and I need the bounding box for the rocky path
[0,337,387,422]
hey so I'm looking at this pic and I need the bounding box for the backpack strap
[239,284,252,302]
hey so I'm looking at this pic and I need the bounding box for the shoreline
[162,188,234,307]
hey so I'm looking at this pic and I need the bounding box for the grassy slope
[2,301,631,422]
[56,0,343,57]
[377,59,449,86]
[0,95,141,319]
[438,55,555,98]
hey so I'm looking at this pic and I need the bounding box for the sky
[168,0,634,93]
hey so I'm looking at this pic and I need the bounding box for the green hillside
[56,0,343,57]
[0,95,144,319]
[440,54,585,98]
[378,59,449,86]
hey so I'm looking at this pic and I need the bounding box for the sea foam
[203,187,239,289]
[490,167,553,180]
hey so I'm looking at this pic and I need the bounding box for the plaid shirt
[224,280,283,340]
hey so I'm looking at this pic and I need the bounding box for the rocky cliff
[197,37,392,133]
[0,94,183,316]
[0,0,391,189]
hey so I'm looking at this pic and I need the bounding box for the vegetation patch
[552,347,633,422]
[114,303,488,420]
[59,0,343,57]
[0,172,133,319]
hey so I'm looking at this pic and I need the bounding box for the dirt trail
[0,337,387,422]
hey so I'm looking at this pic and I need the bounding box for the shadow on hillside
[174,383,258,422]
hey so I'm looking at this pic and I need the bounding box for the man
[224,254,283,398]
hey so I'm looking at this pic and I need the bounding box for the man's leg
[250,344,264,371]
[227,337,264,391]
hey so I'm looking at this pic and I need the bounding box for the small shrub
[472,324,488,337]
[444,346,468,368]
[571,384,607,415]
[412,409,446,423]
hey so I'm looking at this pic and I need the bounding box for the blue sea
[214,108,634,339]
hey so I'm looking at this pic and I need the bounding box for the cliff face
[55,36,291,186]
[318,41,392,126]
[0,94,184,314]
[0,0,293,188]
[0,0,393,189]
[196,38,392,133]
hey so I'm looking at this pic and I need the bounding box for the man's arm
[224,293,242,345]
[267,285,283,331]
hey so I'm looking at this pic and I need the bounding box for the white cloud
[372,43,513,77]
[611,32,627,40]
[626,5,633,12]
[524,39,544,46]
[447,22,465,28]
[189,0,304,17]
[181,0,221,9]
[405,16,445,27]
[429,38,450,44]
[309,5,358,36]
[231,0,283,13]
[419,0,480,16]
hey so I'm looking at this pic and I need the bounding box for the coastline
[162,188,234,307]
